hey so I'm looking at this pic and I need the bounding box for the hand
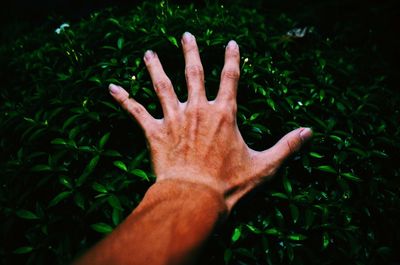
[109,32,312,212]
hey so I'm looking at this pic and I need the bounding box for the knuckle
[184,44,198,54]
[227,46,240,57]
[222,68,240,80]
[285,138,298,154]
[153,79,172,94]
[215,103,235,123]
[129,104,145,116]
[120,96,130,108]
[185,64,204,79]
[185,106,200,117]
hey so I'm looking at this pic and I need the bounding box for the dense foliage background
[1,1,399,264]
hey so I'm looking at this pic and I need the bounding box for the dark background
[1,0,399,91]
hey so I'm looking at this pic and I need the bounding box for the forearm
[74,179,228,265]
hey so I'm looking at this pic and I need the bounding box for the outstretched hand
[109,32,312,212]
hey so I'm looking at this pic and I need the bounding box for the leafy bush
[1,1,399,264]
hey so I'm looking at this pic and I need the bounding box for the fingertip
[109,83,121,94]
[144,50,155,62]
[182,31,195,44]
[300,127,313,142]
[226,40,238,50]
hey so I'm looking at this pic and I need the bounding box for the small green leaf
[270,192,288,199]
[74,193,85,210]
[51,138,67,145]
[231,227,241,243]
[113,161,128,172]
[310,152,324,158]
[112,208,121,226]
[316,165,337,174]
[92,182,108,193]
[77,155,100,186]
[117,37,124,50]
[267,98,276,111]
[16,209,39,220]
[13,246,33,254]
[341,172,362,182]
[224,248,233,265]
[289,204,299,224]
[283,175,292,194]
[89,76,101,85]
[99,132,111,149]
[264,227,280,236]
[59,176,73,189]
[322,232,329,249]
[287,233,307,241]
[107,18,120,26]
[167,36,179,48]
[108,195,122,210]
[30,164,52,172]
[130,169,149,181]
[48,191,73,207]
[246,224,262,234]
[102,150,122,157]
[91,223,113,234]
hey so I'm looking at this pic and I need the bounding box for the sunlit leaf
[91,223,113,234]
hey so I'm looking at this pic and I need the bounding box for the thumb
[258,127,313,173]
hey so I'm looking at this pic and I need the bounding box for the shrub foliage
[0,1,399,264]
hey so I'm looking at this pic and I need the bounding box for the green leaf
[283,175,292,194]
[167,36,179,48]
[270,192,288,199]
[316,165,337,174]
[59,175,73,189]
[48,191,73,207]
[310,152,324,158]
[267,98,276,111]
[92,182,108,193]
[130,169,149,181]
[51,138,67,145]
[117,37,124,50]
[246,224,262,234]
[30,164,52,172]
[264,227,280,236]
[341,172,362,182]
[113,161,128,172]
[102,150,122,157]
[289,204,299,224]
[231,227,241,243]
[91,223,113,234]
[322,232,329,249]
[77,155,100,186]
[112,208,121,226]
[13,246,33,254]
[108,195,122,210]
[288,233,307,241]
[99,132,111,149]
[224,248,233,265]
[107,18,120,26]
[74,193,85,210]
[89,76,101,85]
[16,209,39,220]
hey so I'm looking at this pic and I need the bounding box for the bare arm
[73,32,312,265]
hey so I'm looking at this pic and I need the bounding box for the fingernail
[144,50,154,61]
[227,40,238,49]
[109,83,120,94]
[300,128,313,141]
[182,32,194,43]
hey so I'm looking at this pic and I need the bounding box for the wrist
[141,178,229,220]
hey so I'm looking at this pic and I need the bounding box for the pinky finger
[109,84,157,133]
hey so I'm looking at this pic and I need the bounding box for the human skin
[73,32,312,265]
